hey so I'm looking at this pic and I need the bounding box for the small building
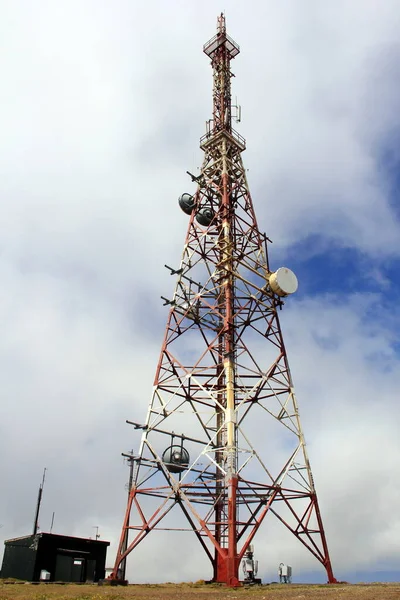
[1,533,110,582]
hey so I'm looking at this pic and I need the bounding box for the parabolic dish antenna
[269,267,298,297]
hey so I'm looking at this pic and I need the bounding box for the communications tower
[111,14,336,586]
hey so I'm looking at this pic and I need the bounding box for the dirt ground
[1,582,400,600]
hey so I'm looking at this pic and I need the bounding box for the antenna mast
[32,467,46,536]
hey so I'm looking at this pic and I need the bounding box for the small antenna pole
[50,511,55,534]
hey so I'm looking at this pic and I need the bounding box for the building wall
[1,534,109,582]
[35,534,109,582]
[1,535,37,580]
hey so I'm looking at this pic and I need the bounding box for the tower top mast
[203,14,240,135]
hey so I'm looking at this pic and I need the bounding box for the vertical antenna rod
[50,511,55,534]
[32,467,46,535]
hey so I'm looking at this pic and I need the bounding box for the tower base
[241,578,262,586]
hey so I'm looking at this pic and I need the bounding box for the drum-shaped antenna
[162,445,190,473]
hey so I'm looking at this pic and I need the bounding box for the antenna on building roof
[32,467,46,535]
[49,511,55,534]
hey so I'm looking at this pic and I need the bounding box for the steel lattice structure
[111,14,336,587]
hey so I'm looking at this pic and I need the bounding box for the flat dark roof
[5,533,110,546]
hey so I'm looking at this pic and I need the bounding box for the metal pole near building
[32,468,46,536]
[111,14,336,587]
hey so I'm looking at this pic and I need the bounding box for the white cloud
[0,0,400,585]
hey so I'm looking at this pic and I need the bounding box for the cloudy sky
[1,0,400,585]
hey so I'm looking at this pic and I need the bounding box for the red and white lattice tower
[111,14,336,587]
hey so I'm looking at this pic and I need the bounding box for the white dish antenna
[269,267,298,297]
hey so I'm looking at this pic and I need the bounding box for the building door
[55,554,85,582]
[86,559,96,582]
[55,554,73,581]
[71,558,85,582]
